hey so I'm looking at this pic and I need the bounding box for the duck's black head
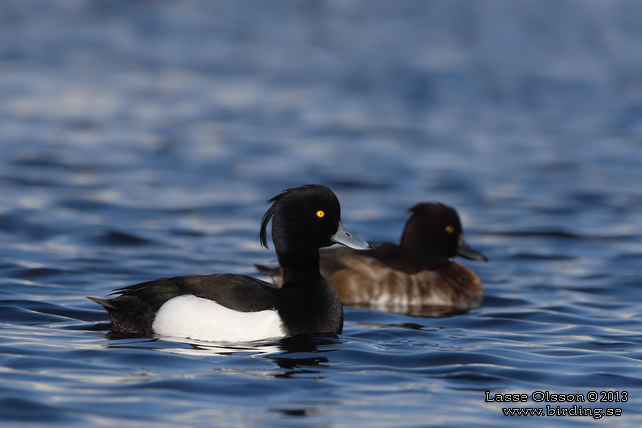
[401,203,488,262]
[260,185,372,269]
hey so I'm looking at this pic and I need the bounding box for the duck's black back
[90,274,278,335]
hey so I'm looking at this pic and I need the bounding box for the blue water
[2,1,642,426]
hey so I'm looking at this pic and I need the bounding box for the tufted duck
[89,184,372,342]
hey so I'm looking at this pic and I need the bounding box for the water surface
[1,1,642,426]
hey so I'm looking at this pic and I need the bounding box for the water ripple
[2,1,642,426]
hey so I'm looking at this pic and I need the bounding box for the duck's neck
[277,248,323,284]
[401,231,451,263]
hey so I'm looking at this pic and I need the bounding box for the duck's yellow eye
[316,210,325,218]
[445,225,454,233]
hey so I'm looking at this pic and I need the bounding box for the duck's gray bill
[331,221,374,250]
[457,237,488,262]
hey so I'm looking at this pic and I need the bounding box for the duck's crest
[260,202,277,248]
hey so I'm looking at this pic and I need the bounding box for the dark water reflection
[2,0,642,426]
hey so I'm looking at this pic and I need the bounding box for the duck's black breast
[90,274,278,335]
[276,276,343,336]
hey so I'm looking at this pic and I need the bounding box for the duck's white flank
[152,295,284,342]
